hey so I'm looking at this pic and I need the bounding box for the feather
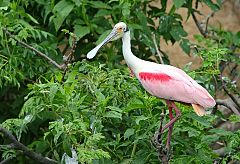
[192,104,206,116]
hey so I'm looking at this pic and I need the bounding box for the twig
[216,99,240,116]
[220,75,240,110]
[0,127,58,164]
[0,143,17,149]
[211,75,218,115]
[191,11,208,37]
[152,33,164,64]
[2,27,64,70]
[192,0,226,38]
[61,34,77,82]
[0,156,15,164]
[203,12,214,33]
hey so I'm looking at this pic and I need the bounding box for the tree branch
[152,112,168,163]
[152,34,164,64]
[0,127,58,164]
[203,12,214,33]
[191,11,208,37]
[220,75,240,110]
[216,99,240,116]
[0,156,15,164]
[61,33,77,82]
[2,27,65,70]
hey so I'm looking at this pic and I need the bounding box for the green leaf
[180,38,191,54]
[209,128,233,136]
[104,111,122,120]
[202,0,219,11]
[26,13,39,24]
[96,91,105,102]
[95,9,112,17]
[74,25,90,39]
[49,84,58,102]
[106,106,122,113]
[63,137,72,157]
[88,1,111,9]
[124,128,135,140]
[170,25,187,41]
[122,2,130,18]
[228,115,240,123]
[135,115,149,125]
[159,15,173,34]
[180,126,201,137]
[173,0,185,8]
[52,0,74,31]
[201,135,219,144]
[54,130,63,145]
[185,113,212,127]
[136,11,147,28]
[160,0,167,11]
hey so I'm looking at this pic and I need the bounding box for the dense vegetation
[0,0,239,163]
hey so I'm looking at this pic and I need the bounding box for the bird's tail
[192,104,206,116]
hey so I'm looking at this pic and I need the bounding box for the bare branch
[152,34,164,64]
[2,27,64,70]
[216,99,240,116]
[152,112,169,164]
[191,11,208,37]
[203,12,215,33]
[0,156,15,164]
[220,75,240,110]
[61,33,77,82]
[0,127,58,164]
[0,143,17,149]
[211,75,218,115]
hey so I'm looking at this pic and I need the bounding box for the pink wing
[137,66,215,109]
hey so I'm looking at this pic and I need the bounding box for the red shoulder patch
[139,72,172,82]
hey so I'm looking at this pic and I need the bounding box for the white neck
[122,31,142,71]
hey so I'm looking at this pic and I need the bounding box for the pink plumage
[136,64,216,112]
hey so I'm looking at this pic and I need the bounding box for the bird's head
[87,22,129,59]
[111,22,129,41]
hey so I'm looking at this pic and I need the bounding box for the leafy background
[0,0,239,163]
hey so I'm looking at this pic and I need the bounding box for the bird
[87,22,216,151]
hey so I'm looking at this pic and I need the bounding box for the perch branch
[152,34,164,64]
[2,27,64,70]
[0,127,58,164]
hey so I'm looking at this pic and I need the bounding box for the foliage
[0,0,239,163]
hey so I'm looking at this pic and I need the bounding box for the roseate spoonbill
[87,22,216,151]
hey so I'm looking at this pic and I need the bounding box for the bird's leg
[161,100,181,160]
[161,101,181,133]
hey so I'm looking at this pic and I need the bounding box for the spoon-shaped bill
[87,30,118,59]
